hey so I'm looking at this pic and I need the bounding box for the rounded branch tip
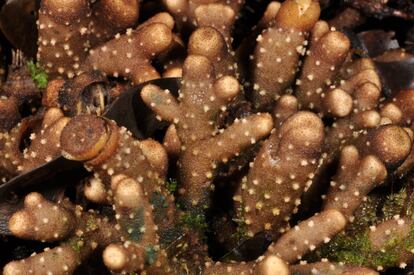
[3,261,22,275]
[340,145,360,165]
[276,0,320,31]
[189,27,226,59]
[103,244,128,271]
[255,255,289,275]
[140,139,168,175]
[263,2,282,23]
[84,178,108,203]
[380,103,403,124]
[324,209,347,229]
[114,177,144,209]
[280,111,324,138]
[150,12,175,29]
[141,84,161,97]
[371,125,412,165]
[140,23,173,53]
[24,192,44,207]
[360,155,387,181]
[320,31,351,57]
[355,110,381,128]
[99,0,140,27]
[164,0,187,13]
[8,211,33,239]
[42,0,88,20]
[278,95,299,108]
[324,88,353,117]
[111,174,129,190]
[214,76,240,100]
[60,115,109,161]
[255,113,274,136]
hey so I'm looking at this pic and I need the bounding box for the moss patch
[322,220,414,269]
[145,245,158,265]
[382,188,407,220]
[68,236,84,254]
[27,60,48,89]
[180,212,208,231]
[86,216,97,231]
[322,230,397,268]
[165,178,178,194]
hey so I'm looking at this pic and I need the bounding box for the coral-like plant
[38,0,174,84]
[163,0,245,40]
[141,54,273,214]
[4,192,122,274]
[236,110,325,238]
[0,108,70,180]
[37,0,139,78]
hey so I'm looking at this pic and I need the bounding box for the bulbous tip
[114,177,143,209]
[103,244,128,271]
[24,192,44,207]
[140,139,168,176]
[99,0,140,27]
[189,27,226,60]
[214,76,240,100]
[3,261,24,275]
[141,23,174,54]
[255,113,274,137]
[255,255,290,275]
[9,211,32,239]
[371,125,412,166]
[60,115,109,161]
[275,0,320,32]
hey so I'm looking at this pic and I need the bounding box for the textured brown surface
[4,192,121,275]
[142,53,273,210]
[268,210,346,263]
[85,22,173,84]
[37,0,140,78]
[251,0,320,110]
[239,111,324,237]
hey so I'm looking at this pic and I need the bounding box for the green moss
[401,219,414,252]
[86,216,97,231]
[322,231,370,266]
[346,196,381,234]
[150,191,169,209]
[316,186,414,269]
[321,224,413,269]
[374,251,399,268]
[27,60,48,89]
[68,237,84,254]
[180,212,208,231]
[145,245,158,265]
[165,178,178,194]
[230,223,247,241]
[382,188,407,220]
[231,204,248,241]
